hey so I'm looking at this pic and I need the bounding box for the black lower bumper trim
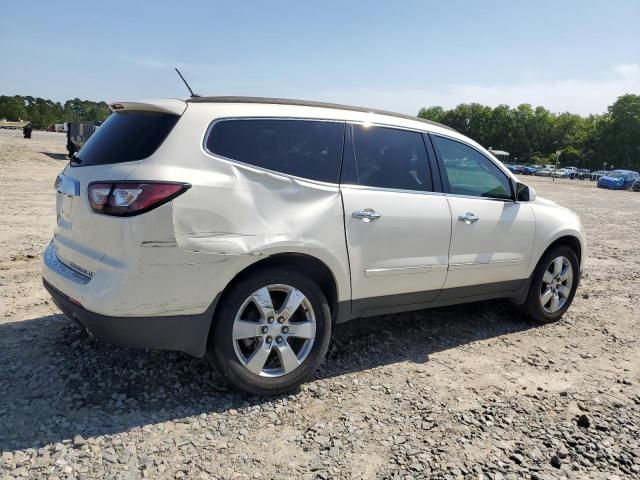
[43,279,216,357]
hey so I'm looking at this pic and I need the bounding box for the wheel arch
[209,253,343,332]
[538,234,583,270]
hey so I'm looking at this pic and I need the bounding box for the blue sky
[1,0,638,114]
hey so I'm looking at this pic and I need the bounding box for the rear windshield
[72,111,179,166]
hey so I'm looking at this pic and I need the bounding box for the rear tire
[207,268,332,395]
[521,245,580,323]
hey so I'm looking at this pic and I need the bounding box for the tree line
[419,94,640,170]
[0,95,111,129]
[2,93,638,170]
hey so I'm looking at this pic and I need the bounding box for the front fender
[529,200,586,275]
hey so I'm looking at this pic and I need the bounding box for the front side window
[350,124,432,191]
[432,136,512,199]
[206,119,345,183]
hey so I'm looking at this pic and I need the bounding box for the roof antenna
[174,67,200,98]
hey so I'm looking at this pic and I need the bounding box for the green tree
[0,96,28,121]
[416,94,640,171]
[0,95,111,128]
[417,106,445,123]
[597,94,640,169]
[559,146,581,166]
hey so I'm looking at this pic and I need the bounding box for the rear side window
[73,111,179,166]
[350,124,432,191]
[206,119,345,183]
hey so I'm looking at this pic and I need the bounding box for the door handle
[458,212,479,224]
[352,209,382,222]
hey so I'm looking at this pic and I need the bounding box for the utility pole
[553,150,561,183]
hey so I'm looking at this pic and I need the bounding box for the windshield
[608,171,627,179]
[72,111,179,166]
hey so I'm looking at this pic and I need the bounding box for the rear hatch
[53,100,186,277]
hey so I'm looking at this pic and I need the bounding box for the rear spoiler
[109,99,187,116]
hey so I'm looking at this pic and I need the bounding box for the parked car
[552,168,570,178]
[520,165,538,175]
[597,170,640,190]
[632,178,640,192]
[43,97,585,394]
[569,169,591,180]
[578,169,592,180]
[513,165,535,175]
[535,167,553,177]
[590,170,608,181]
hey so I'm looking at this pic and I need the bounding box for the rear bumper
[43,235,221,317]
[43,279,215,357]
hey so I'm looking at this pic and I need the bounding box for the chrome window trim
[340,183,444,197]
[444,192,515,203]
[201,116,439,189]
[348,119,433,135]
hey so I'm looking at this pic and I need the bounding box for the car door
[340,124,452,315]
[429,134,535,293]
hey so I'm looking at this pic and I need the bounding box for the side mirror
[516,182,536,202]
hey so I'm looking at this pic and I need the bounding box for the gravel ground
[0,129,639,480]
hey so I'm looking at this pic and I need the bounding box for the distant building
[488,147,509,163]
[0,118,29,130]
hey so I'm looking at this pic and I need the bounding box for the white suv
[43,97,585,394]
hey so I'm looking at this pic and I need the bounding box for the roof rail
[186,96,456,132]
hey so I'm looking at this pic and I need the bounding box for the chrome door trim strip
[364,264,448,277]
[448,259,523,270]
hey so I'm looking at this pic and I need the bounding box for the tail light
[88,181,190,216]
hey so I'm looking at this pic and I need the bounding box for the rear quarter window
[73,111,179,167]
[205,119,345,183]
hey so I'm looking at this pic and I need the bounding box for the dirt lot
[0,129,639,480]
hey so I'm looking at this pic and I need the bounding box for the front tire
[207,268,332,395]
[521,245,580,323]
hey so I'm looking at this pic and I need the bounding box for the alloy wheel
[232,284,316,377]
[540,256,573,314]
